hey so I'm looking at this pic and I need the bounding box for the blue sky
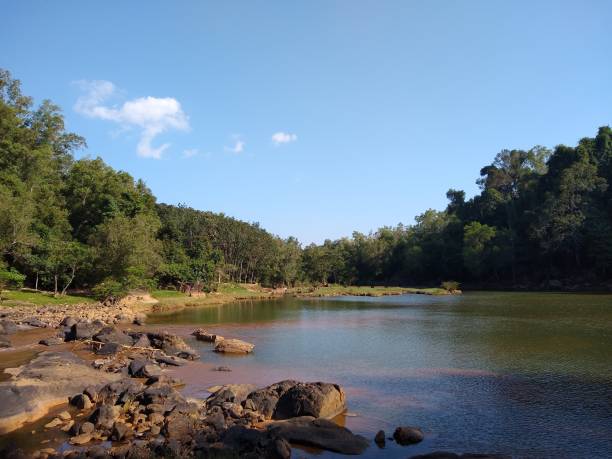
[2,1,611,243]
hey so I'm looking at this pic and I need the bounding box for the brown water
[149,291,612,458]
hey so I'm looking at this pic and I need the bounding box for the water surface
[150,292,612,458]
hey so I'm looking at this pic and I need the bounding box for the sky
[2,1,612,243]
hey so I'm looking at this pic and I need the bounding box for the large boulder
[221,425,291,459]
[214,338,255,354]
[273,382,346,420]
[0,352,120,434]
[66,321,105,341]
[0,335,11,348]
[267,416,369,455]
[0,320,18,335]
[244,380,298,419]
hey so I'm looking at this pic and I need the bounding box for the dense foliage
[1,69,611,295]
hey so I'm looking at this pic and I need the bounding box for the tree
[463,222,496,279]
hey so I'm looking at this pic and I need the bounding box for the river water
[148,291,612,458]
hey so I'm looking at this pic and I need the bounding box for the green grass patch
[0,289,95,306]
[291,284,451,297]
[150,289,188,299]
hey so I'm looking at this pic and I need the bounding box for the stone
[60,317,78,328]
[147,332,199,360]
[38,336,64,346]
[0,320,18,335]
[133,313,147,326]
[25,317,47,328]
[244,380,298,419]
[155,354,187,367]
[267,416,369,455]
[375,429,386,447]
[129,359,147,376]
[80,422,95,434]
[89,404,120,430]
[149,412,165,425]
[222,425,290,458]
[132,334,151,348]
[58,411,71,421]
[192,328,224,343]
[95,342,122,355]
[0,352,119,434]
[44,418,63,428]
[67,322,104,341]
[94,326,133,346]
[83,386,97,403]
[206,384,257,408]
[393,426,424,445]
[214,338,254,354]
[273,382,347,420]
[0,335,11,348]
[212,366,232,372]
[164,412,196,441]
[142,364,163,378]
[61,420,75,432]
[70,393,92,410]
[112,421,133,441]
[69,433,92,445]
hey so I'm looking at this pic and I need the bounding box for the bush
[441,280,460,292]
[0,268,26,290]
[92,279,129,304]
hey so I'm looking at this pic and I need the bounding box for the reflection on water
[149,292,612,458]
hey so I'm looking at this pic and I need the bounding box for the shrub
[92,279,129,304]
[441,280,460,292]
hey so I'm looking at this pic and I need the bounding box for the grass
[150,283,277,310]
[0,289,95,306]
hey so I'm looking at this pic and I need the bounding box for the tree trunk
[54,275,58,296]
[61,266,76,296]
[35,272,39,291]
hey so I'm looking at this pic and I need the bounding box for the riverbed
[148,291,612,458]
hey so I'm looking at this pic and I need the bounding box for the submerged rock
[39,336,64,346]
[192,328,224,343]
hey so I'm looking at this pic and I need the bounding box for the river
[148,291,612,458]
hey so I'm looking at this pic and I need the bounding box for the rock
[67,322,104,341]
[44,418,63,428]
[375,429,386,447]
[214,338,254,354]
[0,335,11,348]
[95,342,122,355]
[129,359,147,377]
[94,326,133,346]
[58,411,71,421]
[0,320,18,335]
[69,433,92,445]
[149,412,165,425]
[142,364,163,378]
[83,386,98,403]
[212,366,232,372]
[0,351,119,434]
[222,425,292,458]
[244,380,298,419]
[39,336,64,346]
[60,317,78,328]
[192,328,224,343]
[133,313,147,326]
[155,354,188,367]
[164,412,196,441]
[112,421,133,441]
[148,332,199,360]
[149,424,161,435]
[132,334,151,348]
[25,317,47,328]
[61,420,75,432]
[273,382,347,420]
[70,393,93,410]
[267,416,369,455]
[206,384,257,408]
[393,426,424,445]
[80,422,95,434]
[89,404,120,430]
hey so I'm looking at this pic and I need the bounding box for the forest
[1,68,611,299]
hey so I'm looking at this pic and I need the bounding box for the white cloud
[74,80,189,159]
[225,136,245,154]
[271,131,297,146]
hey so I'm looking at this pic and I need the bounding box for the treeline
[1,69,611,299]
[301,134,612,288]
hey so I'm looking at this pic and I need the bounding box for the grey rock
[70,393,92,410]
[267,416,369,455]
[273,382,347,420]
[39,336,64,346]
[393,426,424,445]
[93,326,133,346]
